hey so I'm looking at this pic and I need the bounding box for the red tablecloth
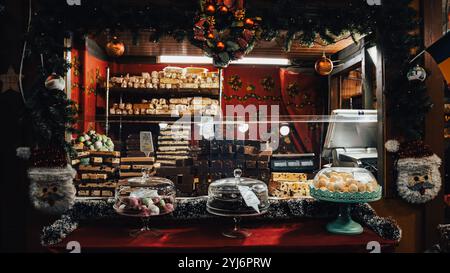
[50,219,397,253]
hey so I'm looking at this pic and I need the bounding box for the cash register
[322,109,378,174]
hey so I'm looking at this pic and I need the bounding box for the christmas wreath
[192,0,262,68]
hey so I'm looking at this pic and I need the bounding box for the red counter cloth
[50,219,397,253]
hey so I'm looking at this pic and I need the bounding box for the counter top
[49,219,397,253]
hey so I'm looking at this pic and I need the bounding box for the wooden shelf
[103,114,183,122]
[106,87,220,98]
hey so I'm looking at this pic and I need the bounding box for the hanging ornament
[207,32,215,39]
[218,5,229,14]
[106,37,125,58]
[45,73,65,91]
[205,4,216,15]
[386,140,442,204]
[315,53,334,76]
[407,64,427,82]
[244,18,255,28]
[216,41,225,51]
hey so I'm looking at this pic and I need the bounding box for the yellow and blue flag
[426,32,450,85]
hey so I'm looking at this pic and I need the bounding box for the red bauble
[216,41,225,51]
[244,18,255,28]
[205,4,216,15]
[218,5,228,14]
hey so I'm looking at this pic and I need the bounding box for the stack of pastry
[109,97,220,116]
[156,124,192,166]
[119,156,157,178]
[312,172,379,193]
[109,66,219,90]
[269,172,311,198]
[72,151,121,198]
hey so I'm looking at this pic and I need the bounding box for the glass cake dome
[310,167,381,203]
[207,169,269,216]
[114,169,176,217]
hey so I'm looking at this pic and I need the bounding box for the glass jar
[114,170,176,217]
[207,169,269,216]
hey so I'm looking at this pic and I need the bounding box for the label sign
[140,131,154,157]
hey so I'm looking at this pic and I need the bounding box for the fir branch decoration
[26,79,78,166]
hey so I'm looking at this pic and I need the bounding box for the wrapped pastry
[115,109,122,115]
[110,108,116,115]
[127,109,133,115]
[127,81,133,88]
[119,103,125,110]
[151,71,159,78]
[134,109,140,115]
[113,103,119,109]
[125,103,133,110]
[142,72,150,79]
[121,81,128,88]
[145,82,152,88]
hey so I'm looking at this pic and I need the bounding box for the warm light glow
[280,124,290,136]
[159,123,168,129]
[158,55,290,66]
[158,56,213,64]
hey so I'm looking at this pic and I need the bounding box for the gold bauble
[314,54,333,76]
[106,37,125,58]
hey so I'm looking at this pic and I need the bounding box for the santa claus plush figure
[385,140,442,204]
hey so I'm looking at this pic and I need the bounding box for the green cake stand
[310,186,382,235]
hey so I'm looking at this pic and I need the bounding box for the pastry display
[109,97,220,117]
[309,167,382,235]
[119,156,157,178]
[311,170,379,194]
[114,175,176,217]
[109,66,219,90]
[71,149,121,198]
[269,172,311,198]
[156,123,192,167]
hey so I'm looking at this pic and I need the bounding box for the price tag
[140,131,154,157]
[238,185,260,214]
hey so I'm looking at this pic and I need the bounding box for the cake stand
[309,186,382,235]
[113,203,173,238]
[206,207,267,239]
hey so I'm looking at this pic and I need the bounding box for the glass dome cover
[114,169,176,217]
[207,169,269,216]
[310,167,381,203]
